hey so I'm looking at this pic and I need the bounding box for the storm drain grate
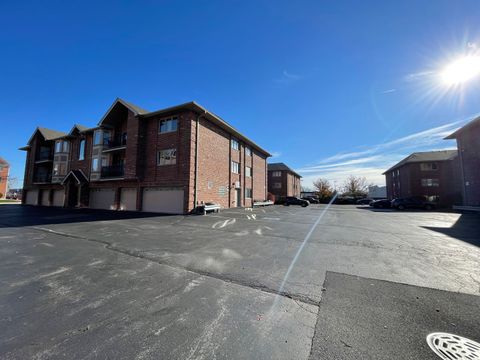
[427,332,480,360]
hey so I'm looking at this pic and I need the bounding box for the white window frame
[421,178,439,187]
[55,141,62,153]
[79,139,86,160]
[159,117,178,134]
[93,130,102,145]
[157,148,177,166]
[231,161,239,174]
[273,182,282,189]
[245,188,252,198]
[231,138,239,150]
[245,146,252,156]
[92,158,99,172]
[245,166,252,177]
[272,171,281,177]
[62,141,69,152]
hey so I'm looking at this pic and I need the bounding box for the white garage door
[89,188,116,210]
[40,190,50,206]
[142,188,184,214]
[53,190,65,207]
[25,190,39,205]
[119,188,137,211]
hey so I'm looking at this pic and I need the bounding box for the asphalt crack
[31,226,320,306]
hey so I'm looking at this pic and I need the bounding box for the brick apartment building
[0,157,10,198]
[383,150,462,207]
[267,163,301,200]
[445,116,480,208]
[20,98,270,214]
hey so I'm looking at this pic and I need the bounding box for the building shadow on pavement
[0,204,175,228]
[422,213,480,248]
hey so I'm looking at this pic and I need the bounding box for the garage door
[40,190,50,206]
[119,188,137,211]
[52,190,65,207]
[142,188,184,214]
[89,188,116,210]
[25,190,39,205]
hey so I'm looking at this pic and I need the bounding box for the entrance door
[236,189,241,207]
[67,184,78,207]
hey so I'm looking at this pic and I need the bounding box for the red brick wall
[68,131,93,178]
[457,124,480,206]
[252,151,267,201]
[0,163,9,197]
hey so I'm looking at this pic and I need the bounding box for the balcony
[103,134,127,152]
[101,164,124,179]
[33,173,52,183]
[35,150,53,162]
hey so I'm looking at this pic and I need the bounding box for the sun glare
[441,55,480,85]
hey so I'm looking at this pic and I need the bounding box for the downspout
[193,111,206,209]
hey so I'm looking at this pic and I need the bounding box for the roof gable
[383,150,458,174]
[98,98,149,126]
[268,162,302,178]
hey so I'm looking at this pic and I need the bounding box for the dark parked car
[284,197,309,207]
[302,196,319,204]
[370,199,391,208]
[356,198,372,205]
[391,196,436,210]
[334,196,357,204]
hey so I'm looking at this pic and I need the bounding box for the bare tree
[341,175,370,197]
[313,178,334,199]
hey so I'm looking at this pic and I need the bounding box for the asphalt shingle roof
[383,150,458,174]
[268,162,302,178]
[38,127,67,140]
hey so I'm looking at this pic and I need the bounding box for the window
[92,158,99,171]
[94,130,102,145]
[231,138,239,150]
[62,141,69,152]
[245,188,252,198]
[421,178,439,187]
[103,131,111,145]
[231,161,239,174]
[272,171,281,177]
[157,149,177,165]
[273,182,282,189]
[54,163,66,176]
[245,166,252,177]
[55,141,62,153]
[420,163,438,171]
[245,147,252,156]
[159,117,178,133]
[78,139,86,160]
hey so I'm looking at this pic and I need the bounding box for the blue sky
[1,0,480,190]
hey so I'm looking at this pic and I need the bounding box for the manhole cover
[427,332,480,359]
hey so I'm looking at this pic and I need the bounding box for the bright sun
[441,55,480,85]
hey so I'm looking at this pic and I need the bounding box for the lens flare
[441,55,480,85]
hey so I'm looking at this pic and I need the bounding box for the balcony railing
[33,173,52,183]
[104,134,127,149]
[101,164,124,178]
[36,150,53,161]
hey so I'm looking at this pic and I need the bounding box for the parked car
[391,196,436,210]
[334,196,357,204]
[284,197,309,207]
[370,199,391,209]
[302,196,319,204]
[356,198,372,205]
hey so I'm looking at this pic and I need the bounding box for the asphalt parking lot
[0,204,479,359]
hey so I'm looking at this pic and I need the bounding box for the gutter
[193,110,207,209]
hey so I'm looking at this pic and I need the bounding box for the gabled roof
[141,101,271,156]
[268,162,302,178]
[61,169,88,186]
[0,156,9,166]
[22,127,67,149]
[382,150,458,174]
[98,98,149,126]
[445,115,480,139]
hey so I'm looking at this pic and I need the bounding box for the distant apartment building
[20,98,270,213]
[0,157,10,198]
[383,150,462,207]
[445,116,480,208]
[267,163,301,199]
